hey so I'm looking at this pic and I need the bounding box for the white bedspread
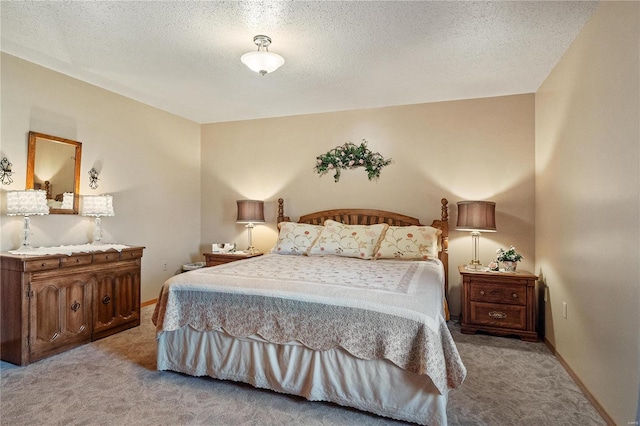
[152,254,466,394]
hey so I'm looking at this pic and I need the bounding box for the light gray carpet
[1,305,605,426]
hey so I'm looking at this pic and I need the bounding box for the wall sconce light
[0,157,13,185]
[81,195,115,244]
[6,190,50,250]
[241,35,285,76]
[236,200,265,254]
[88,168,99,190]
[456,200,497,270]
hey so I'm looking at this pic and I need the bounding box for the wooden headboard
[276,198,450,304]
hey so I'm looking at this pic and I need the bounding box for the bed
[152,198,465,425]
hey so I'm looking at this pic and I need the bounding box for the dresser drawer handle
[488,311,507,319]
[102,295,111,305]
[70,301,81,312]
[480,290,485,296]
[512,293,518,298]
[41,262,47,267]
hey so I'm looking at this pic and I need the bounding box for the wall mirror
[26,131,82,214]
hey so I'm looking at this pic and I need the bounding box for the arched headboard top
[277,198,448,230]
[298,208,421,226]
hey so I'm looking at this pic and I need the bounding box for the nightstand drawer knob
[512,293,518,298]
[480,291,485,296]
[488,311,507,319]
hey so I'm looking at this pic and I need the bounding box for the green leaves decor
[314,139,393,182]
[496,246,523,262]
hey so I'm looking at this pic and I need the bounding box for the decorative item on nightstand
[236,199,265,254]
[456,200,496,270]
[496,246,523,271]
[6,190,49,250]
[81,195,115,244]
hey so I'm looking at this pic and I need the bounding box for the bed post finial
[277,198,289,223]
[441,198,448,223]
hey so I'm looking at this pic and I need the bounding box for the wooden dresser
[459,265,539,342]
[0,246,144,365]
[203,252,263,267]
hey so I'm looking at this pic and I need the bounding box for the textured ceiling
[1,1,599,124]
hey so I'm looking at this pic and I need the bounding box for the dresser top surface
[1,245,144,260]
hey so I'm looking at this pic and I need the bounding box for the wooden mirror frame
[26,131,82,214]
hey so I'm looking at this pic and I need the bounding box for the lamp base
[466,261,484,271]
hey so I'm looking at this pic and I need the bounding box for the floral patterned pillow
[307,220,389,259]
[375,225,442,260]
[273,222,324,255]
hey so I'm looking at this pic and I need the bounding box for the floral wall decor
[88,167,100,189]
[314,139,392,182]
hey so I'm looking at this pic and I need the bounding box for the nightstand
[459,265,539,342]
[203,252,263,267]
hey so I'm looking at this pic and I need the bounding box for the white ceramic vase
[502,261,517,272]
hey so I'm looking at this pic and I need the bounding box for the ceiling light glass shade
[6,190,49,216]
[81,195,115,217]
[241,51,285,75]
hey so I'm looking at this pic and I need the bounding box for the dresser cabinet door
[92,267,141,339]
[28,275,93,362]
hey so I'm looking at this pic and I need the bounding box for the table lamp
[236,200,265,254]
[6,190,50,250]
[81,195,115,244]
[456,200,496,270]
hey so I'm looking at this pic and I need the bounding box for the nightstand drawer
[203,252,263,267]
[469,302,526,330]
[470,282,526,306]
[207,260,228,267]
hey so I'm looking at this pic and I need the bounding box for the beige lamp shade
[236,200,265,223]
[456,201,497,232]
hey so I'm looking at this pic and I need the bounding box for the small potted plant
[496,246,523,272]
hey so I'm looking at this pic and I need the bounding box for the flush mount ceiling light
[241,35,285,76]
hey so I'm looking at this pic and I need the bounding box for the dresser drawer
[93,251,120,263]
[121,249,144,260]
[469,302,526,330]
[24,258,60,272]
[60,254,93,268]
[470,281,526,305]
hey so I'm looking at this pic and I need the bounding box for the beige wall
[201,94,536,316]
[535,2,640,424]
[0,53,202,303]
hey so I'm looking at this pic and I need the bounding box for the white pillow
[273,222,323,255]
[375,225,441,260]
[307,219,388,259]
